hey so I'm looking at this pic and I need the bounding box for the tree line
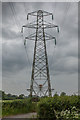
[0,90,70,100]
[0,90,26,100]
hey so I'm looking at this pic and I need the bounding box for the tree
[54,92,59,97]
[60,92,66,96]
[7,93,12,97]
[2,91,6,100]
[18,94,25,99]
[0,90,2,100]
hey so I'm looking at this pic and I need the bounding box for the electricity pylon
[21,10,59,97]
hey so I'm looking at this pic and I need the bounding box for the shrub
[2,98,37,117]
[37,96,80,120]
[37,98,56,119]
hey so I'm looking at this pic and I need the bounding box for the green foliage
[0,100,2,118]
[2,98,37,117]
[2,91,19,100]
[18,94,25,99]
[37,96,80,120]
[51,95,79,112]
[37,97,56,119]
[60,92,66,96]
[2,93,80,119]
[0,91,2,100]
[54,92,59,97]
[1,90,27,100]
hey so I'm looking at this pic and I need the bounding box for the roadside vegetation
[37,95,80,120]
[1,90,80,119]
[2,98,37,117]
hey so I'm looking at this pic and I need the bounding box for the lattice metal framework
[21,10,59,97]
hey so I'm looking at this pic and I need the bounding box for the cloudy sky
[1,2,78,96]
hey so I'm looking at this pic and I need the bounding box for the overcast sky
[2,2,78,96]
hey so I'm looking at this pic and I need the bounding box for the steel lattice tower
[22,10,59,97]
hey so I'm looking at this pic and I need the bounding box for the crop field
[1,95,80,120]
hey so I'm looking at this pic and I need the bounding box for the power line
[22,3,35,68]
[58,3,74,39]
[50,3,72,72]
[21,35,31,68]
[22,3,32,68]
[53,2,57,17]
[23,2,27,15]
[49,3,76,79]
[9,2,20,32]
[9,2,31,70]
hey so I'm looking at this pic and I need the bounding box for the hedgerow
[37,96,80,120]
[2,98,37,117]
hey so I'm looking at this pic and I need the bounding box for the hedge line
[37,96,80,119]
[2,98,37,117]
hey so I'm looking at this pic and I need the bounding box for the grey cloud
[2,27,19,40]
[2,2,78,95]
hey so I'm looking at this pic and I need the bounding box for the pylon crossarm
[25,36,35,41]
[26,32,36,37]
[22,24,36,29]
[44,24,59,30]
[27,10,38,17]
[25,32,36,41]
[22,21,59,30]
[43,20,59,29]
[45,33,56,40]
[41,10,53,17]
[27,10,53,18]
[21,21,37,32]
[22,24,59,30]
[25,33,56,41]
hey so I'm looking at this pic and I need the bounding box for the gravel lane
[4,112,37,118]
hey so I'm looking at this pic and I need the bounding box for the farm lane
[3,112,37,118]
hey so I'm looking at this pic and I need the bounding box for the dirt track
[4,112,37,118]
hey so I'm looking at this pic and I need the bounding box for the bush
[2,98,37,117]
[37,96,80,120]
[37,98,56,119]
